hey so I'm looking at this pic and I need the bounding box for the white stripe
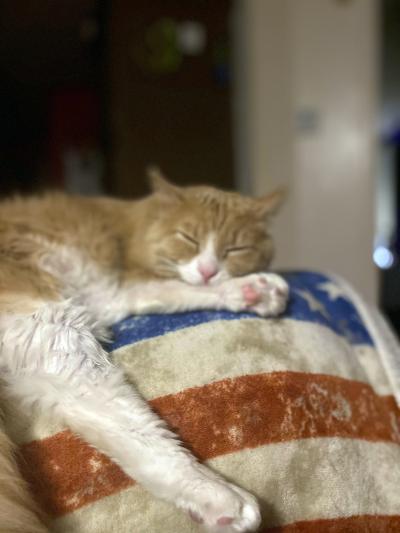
[53,438,400,532]
[211,439,400,527]
[113,318,392,399]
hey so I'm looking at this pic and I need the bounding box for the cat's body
[0,172,288,533]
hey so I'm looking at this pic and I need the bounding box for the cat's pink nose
[198,263,218,283]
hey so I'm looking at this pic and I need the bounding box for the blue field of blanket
[110,272,373,351]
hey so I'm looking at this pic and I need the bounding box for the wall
[233,0,379,302]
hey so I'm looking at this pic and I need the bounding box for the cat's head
[140,168,285,285]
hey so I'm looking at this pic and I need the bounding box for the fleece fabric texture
[4,271,400,532]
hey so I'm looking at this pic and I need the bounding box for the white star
[296,289,330,319]
[317,281,348,301]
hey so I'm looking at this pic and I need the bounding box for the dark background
[0,0,233,198]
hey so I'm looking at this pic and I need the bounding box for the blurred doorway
[107,0,234,197]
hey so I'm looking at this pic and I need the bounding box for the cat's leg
[36,240,287,323]
[1,301,261,532]
[88,273,289,324]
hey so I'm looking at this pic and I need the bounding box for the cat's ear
[254,186,287,218]
[146,166,184,201]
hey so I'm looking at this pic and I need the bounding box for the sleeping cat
[0,169,288,533]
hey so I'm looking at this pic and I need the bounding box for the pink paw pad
[217,516,234,526]
[189,510,204,524]
[242,284,261,305]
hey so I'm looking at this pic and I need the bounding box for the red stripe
[19,430,132,515]
[150,372,400,460]
[19,371,400,516]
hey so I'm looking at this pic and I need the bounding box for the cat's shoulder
[0,191,76,213]
[0,191,114,221]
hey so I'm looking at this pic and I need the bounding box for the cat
[0,169,288,533]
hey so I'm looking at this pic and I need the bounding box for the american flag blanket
[4,271,400,532]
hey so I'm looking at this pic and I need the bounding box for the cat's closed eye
[224,246,254,257]
[175,231,199,250]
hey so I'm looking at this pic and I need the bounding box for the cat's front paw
[178,472,261,532]
[221,273,288,317]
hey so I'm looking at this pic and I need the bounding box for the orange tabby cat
[0,170,287,533]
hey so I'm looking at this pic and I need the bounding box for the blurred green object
[134,17,182,75]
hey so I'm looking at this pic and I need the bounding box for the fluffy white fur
[0,243,288,532]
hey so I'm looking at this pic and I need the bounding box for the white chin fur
[177,260,205,285]
[179,271,206,285]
